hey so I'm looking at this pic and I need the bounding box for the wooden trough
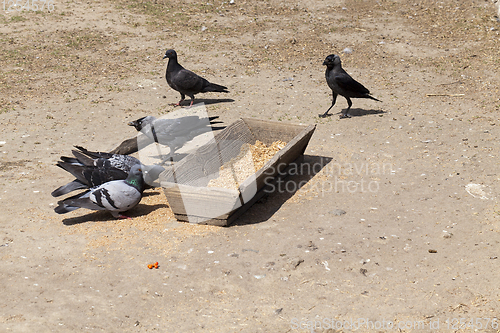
[159,118,316,226]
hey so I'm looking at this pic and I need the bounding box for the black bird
[55,164,145,219]
[129,115,223,162]
[163,49,229,107]
[321,54,380,118]
[51,146,163,197]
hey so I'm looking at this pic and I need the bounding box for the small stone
[288,258,304,270]
[343,47,353,54]
[428,249,437,253]
[442,231,453,239]
[331,209,346,216]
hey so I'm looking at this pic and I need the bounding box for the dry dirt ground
[1,0,500,332]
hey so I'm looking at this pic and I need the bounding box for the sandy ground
[1,0,500,332]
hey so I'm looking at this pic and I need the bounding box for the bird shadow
[176,98,234,106]
[319,108,385,118]
[232,155,333,226]
[61,203,167,225]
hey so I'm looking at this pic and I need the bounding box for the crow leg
[319,92,337,118]
[170,93,185,106]
[159,145,176,165]
[340,98,353,119]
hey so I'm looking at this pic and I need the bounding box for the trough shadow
[232,154,333,226]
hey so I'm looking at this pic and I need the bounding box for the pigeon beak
[322,60,327,65]
[162,54,168,59]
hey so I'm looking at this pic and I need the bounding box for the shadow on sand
[233,154,333,226]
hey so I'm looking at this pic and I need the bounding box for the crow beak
[128,121,136,126]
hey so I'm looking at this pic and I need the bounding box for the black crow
[321,54,380,118]
[128,115,223,163]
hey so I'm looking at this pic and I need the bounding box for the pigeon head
[323,54,341,67]
[128,116,155,131]
[126,164,144,190]
[163,49,177,60]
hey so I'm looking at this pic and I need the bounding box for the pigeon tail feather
[203,82,229,93]
[51,180,87,197]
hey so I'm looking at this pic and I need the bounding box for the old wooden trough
[158,118,316,226]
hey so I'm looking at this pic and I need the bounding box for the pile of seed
[207,140,287,190]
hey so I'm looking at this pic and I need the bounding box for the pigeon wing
[170,68,205,93]
[89,181,142,212]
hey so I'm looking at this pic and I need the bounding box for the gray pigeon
[128,115,223,162]
[54,164,145,219]
[321,54,380,118]
[51,147,164,197]
[163,49,229,106]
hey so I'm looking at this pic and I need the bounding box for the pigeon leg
[170,93,185,106]
[185,95,195,108]
[319,92,337,118]
[111,211,133,219]
[340,98,353,119]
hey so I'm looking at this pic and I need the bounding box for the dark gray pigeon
[128,115,223,162]
[55,164,145,219]
[163,49,229,106]
[51,157,129,197]
[321,54,380,119]
[71,145,140,172]
[51,147,164,197]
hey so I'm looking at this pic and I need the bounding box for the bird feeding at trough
[54,164,145,219]
[51,146,164,196]
[321,54,380,119]
[163,49,229,107]
[128,115,223,163]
